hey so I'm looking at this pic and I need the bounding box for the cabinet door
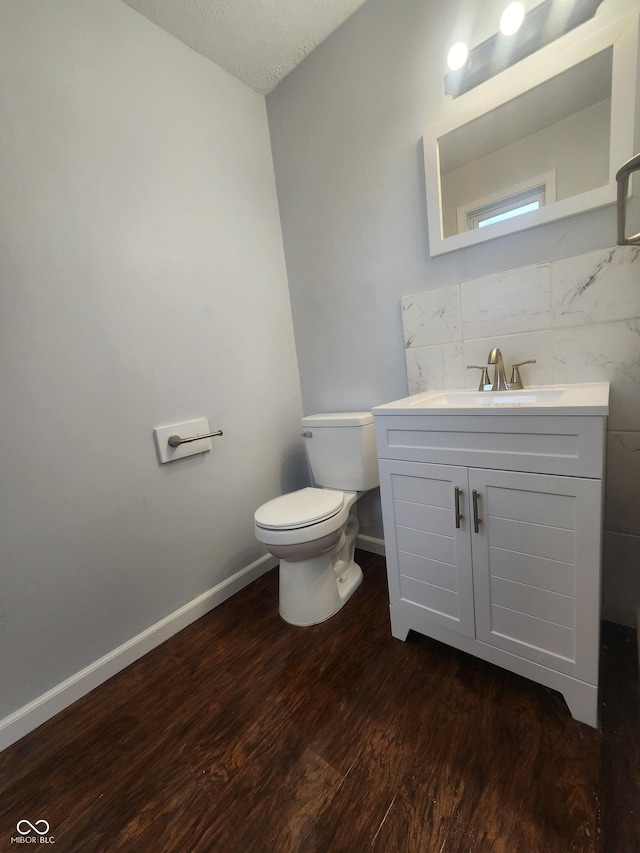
[379,459,475,637]
[469,468,601,682]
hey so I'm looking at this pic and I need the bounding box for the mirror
[424,14,638,256]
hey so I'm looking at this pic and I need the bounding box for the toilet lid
[255,487,344,529]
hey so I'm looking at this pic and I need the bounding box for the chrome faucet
[488,347,507,391]
[467,350,537,391]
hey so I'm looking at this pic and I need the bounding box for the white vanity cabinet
[373,406,607,727]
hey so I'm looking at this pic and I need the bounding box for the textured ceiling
[121,0,369,95]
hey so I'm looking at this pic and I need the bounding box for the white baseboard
[0,554,277,753]
[356,534,386,556]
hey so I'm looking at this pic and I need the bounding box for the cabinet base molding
[389,606,598,728]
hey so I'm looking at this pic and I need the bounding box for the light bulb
[500,2,525,36]
[447,42,469,71]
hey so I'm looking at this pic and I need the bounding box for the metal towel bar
[616,153,640,246]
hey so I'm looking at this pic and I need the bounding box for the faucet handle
[467,364,491,391]
[509,359,537,389]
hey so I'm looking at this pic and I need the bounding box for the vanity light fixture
[500,2,525,35]
[447,42,469,71]
[444,0,604,98]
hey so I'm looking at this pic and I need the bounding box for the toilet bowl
[255,487,363,625]
[254,412,379,626]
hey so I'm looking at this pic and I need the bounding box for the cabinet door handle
[454,487,463,529]
[472,489,481,533]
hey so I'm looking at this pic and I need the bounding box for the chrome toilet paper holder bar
[168,430,223,447]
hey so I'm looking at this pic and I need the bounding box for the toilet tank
[301,412,379,492]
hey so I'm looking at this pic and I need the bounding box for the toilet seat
[254,487,344,530]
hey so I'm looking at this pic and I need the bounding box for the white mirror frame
[424,13,639,256]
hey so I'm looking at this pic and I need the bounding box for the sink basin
[373,382,609,416]
[425,387,566,407]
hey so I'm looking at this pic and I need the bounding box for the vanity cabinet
[373,411,607,727]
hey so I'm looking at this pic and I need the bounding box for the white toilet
[254,412,379,626]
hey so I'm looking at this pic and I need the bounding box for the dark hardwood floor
[1,551,638,852]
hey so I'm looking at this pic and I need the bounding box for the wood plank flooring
[0,551,638,852]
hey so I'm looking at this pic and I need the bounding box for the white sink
[425,387,566,406]
[373,382,609,416]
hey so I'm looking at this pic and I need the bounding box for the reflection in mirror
[440,49,612,238]
[424,14,638,256]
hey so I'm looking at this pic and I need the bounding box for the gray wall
[266,0,640,541]
[0,0,305,730]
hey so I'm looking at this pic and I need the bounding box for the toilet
[254,412,379,626]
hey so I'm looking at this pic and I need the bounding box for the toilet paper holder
[168,430,223,447]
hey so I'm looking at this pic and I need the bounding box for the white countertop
[372,382,610,417]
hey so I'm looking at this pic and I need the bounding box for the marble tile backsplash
[401,245,640,627]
